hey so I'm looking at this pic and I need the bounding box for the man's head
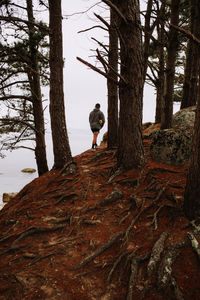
[95,103,100,109]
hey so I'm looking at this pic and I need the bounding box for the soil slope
[0,133,199,300]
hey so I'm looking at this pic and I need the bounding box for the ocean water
[0,128,105,208]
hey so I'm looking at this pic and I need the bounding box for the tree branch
[77,56,118,84]
[78,25,108,34]
[102,0,127,24]
[170,24,200,45]
[94,13,110,29]
[91,37,109,53]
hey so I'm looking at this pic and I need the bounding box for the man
[89,103,105,150]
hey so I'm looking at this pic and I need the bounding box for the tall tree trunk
[161,0,180,129]
[181,0,200,109]
[155,1,166,124]
[27,0,48,176]
[143,0,153,80]
[115,0,144,170]
[183,1,200,220]
[48,0,72,169]
[187,0,200,107]
[107,8,118,149]
[184,67,200,219]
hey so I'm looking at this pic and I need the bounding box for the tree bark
[26,0,48,176]
[107,8,119,149]
[112,0,145,170]
[161,0,180,129]
[155,1,165,124]
[184,67,200,220]
[48,0,72,169]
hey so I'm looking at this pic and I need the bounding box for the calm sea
[0,128,106,208]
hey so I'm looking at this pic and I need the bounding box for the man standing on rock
[89,103,105,150]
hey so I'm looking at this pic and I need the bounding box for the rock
[150,106,195,166]
[142,122,153,130]
[3,192,18,203]
[150,127,192,166]
[21,168,36,173]
[172,106,196,128]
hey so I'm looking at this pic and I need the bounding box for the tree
[183,1,200,220]
[155,0,166,124]
[103,0,144,170]
[181,0,200,109]
[48,0,72,169]
[26,0,48,175]
[161,0,180,129]
[0,0,49,176]
[107,7,118,149]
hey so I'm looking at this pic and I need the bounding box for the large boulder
[150,106,195,166]
[172,106,196,128]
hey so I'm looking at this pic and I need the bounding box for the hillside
[0,131,199,300]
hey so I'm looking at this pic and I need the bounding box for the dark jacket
[89,108,105,130]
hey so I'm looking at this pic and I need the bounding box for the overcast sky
[61,0,158,133]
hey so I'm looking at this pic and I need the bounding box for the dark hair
[95,103,100,109]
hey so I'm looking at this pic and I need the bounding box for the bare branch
[102,0,127,24]
[96,48,108,72]
[91,37,109,53]
[63,2,101,18]
[94,13,110,29]
[78,25,108,34]
[170,24,200,45]
[77,56,127,85]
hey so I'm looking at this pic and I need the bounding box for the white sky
[61,0,157,133]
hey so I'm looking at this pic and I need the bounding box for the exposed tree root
[124,186,166,243]
[11,223,68,247]
[119,212,131,225]
[107,252,128,283]
[126,253,150,300]
[71,231,124,270]
[55,192,78,205]
[158,240,187,290]
[150,205,174,230]
[170,276,184,300]
[147,232,168,276]
[187,232,200,261]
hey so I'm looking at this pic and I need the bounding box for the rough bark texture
[27,0,48,176]
[49,0,72,169]
[107,8,119,149]
[143,0,153,80]
[161,0,180,129]
[116,0,145,170]
[187,0,200,108]
[184,67,200,219]
[155,1,165,124]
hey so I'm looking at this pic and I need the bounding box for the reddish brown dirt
[0,132,199,299]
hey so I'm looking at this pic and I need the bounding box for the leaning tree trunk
[107,7,119,149]
[48,0,72,169]
[161,0,180,129]
[27,0,48,176]
[116,0,145,170]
